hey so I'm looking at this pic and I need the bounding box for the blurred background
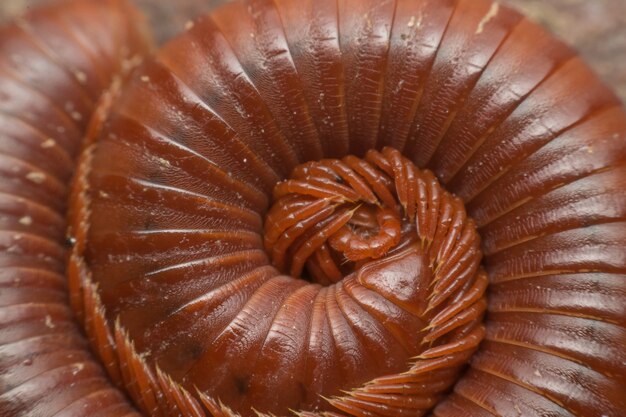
[1,0,624,103]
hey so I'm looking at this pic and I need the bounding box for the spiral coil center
[256,147,490,414]
[264,147,478,288]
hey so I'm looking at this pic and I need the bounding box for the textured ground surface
[1,0,624,103]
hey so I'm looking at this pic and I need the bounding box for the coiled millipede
[1,0,625,416]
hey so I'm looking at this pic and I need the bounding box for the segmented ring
[2,0,626,416]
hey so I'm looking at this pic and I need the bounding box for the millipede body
[0,0,625,417]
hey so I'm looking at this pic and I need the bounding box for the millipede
[0,0,625,416]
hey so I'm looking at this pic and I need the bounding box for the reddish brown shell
[2,0,626,416]
[0,0,151,416]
